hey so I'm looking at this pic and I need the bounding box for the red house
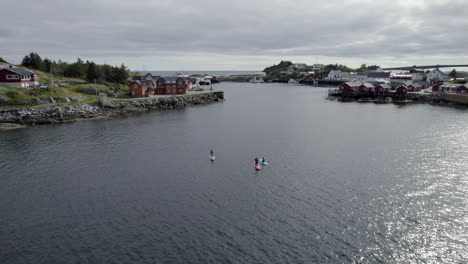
[456,83,468,94]
[338,82,361,92]
[407,83,423,92]
[156,77,188,95]
[0,66,39,88]
[129,80,156,97]
[395,85,408,95]
[358,83,374,93]
[374,84,391,94]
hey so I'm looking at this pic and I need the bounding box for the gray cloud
[0,0,467,69]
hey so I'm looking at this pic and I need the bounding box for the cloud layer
[1,0,467,70]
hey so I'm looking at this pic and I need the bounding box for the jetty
[441,93,468,105]
[327,89,447,104]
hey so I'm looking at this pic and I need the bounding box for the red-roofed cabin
[374,84,391,94]
[0,66,39,88]
[455,85,468,94]
[359,83,374,93]
[407,84,422,92]
[395,85,408,95]
[338,82,361,92]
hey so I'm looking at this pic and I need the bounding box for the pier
[442,93,468,105]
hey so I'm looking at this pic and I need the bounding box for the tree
[86,62,99,82]
[449,69,457,79]
[112,64,129,84]
[0,56,6,63]
[21,54,32,68]
[43,59,52,73]
[27,52,45,71]
[356,64,368,72]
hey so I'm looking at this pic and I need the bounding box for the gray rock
[69,96,86,102]
[55,97,71,103]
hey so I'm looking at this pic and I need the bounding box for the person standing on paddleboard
[210,149,214,156]
[254,157,259,165]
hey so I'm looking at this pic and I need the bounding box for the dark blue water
[1,83,467,263]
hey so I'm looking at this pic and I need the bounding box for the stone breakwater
[0,91,223,125]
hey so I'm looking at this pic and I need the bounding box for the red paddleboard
[254,162,262,170]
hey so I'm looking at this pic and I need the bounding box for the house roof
[134,80,155,86]
[342,82,362,87]
[411,83,423,88]
[361,82,374,88]
[1,67,35,75]
[157,77,187,84]
[368,72,390,78]
[376,84,391,89]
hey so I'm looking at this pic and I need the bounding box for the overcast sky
[1,0,467,71]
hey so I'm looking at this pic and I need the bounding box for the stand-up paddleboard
[254,162,262,170]
[210,155,216,161]
[259,159,269,166]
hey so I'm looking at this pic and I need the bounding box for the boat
[288,79,299,84]
[210,155,215,161]
[260,159,269,166]
[254,162,262,170]
[249,77,264,83]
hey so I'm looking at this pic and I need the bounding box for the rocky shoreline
[0,91,223,126]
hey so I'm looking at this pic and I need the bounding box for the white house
[326,70,348,81]
[292,63,308,69]
[426,68,448,84]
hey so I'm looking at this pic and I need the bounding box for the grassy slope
[0,67,130,109]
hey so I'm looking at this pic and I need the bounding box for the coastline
[0,91,224,127]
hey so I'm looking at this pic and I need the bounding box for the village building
[426,68,448,84]
[325,70,349,81]
[407,83,423,92]
[455,83,468,94]
[0,66,39,88]
[439,83,467,93]
[409,68,425,74]
[390,74,413,86]
[358,83,374,93]
[395,85,408,95]
[374,84,391,94]
[367,72,390,83]
[338,82,361,92]
[292,63,308,69]
[129,79,156,97]
[155,77,188,95]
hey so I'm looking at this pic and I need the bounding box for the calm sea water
[1,83,467,263]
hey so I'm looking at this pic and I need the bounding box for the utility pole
[95,79,97,96]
